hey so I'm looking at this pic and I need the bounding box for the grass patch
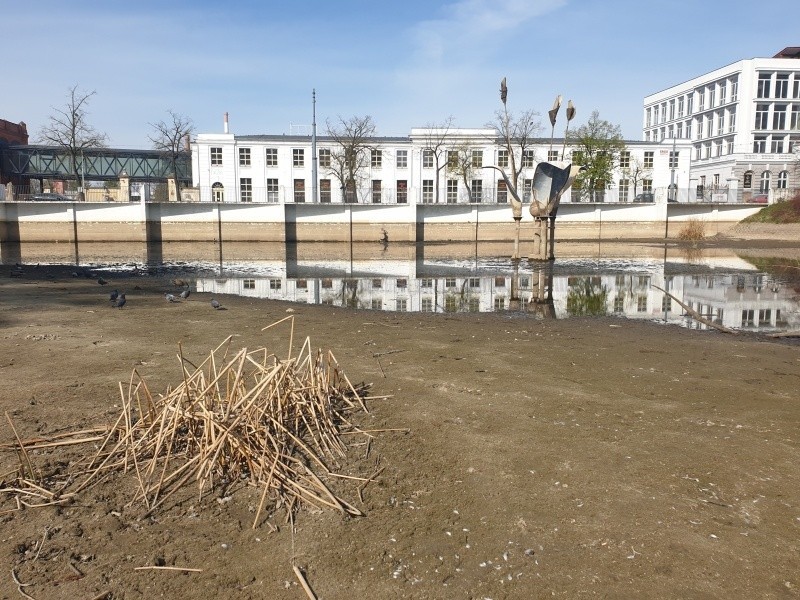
[677,218,706,242]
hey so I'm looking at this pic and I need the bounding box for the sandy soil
[1,262,799,599]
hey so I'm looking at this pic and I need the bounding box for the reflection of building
[195,258,800,332]
[192,122,690,205]
[643,47,800,202]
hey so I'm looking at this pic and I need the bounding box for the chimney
[224,112,229,134]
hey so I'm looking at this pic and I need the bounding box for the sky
[3,0,800,149]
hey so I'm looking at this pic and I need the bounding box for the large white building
[643,46,800,201]
[191,120,689,205]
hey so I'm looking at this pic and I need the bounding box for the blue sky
[4,0,800,148]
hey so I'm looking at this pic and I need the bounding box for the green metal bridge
[0,145,191,185]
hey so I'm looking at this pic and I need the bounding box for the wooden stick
[652,285,738,334]
[768,330,800,338]
[372,349,405,357]
[134,566,203,572]
[292,565,317,600]
[10,568,37,600]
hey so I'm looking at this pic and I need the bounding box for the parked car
[633,192,654,203]
[29,193,70,201]
[746,193,768,204]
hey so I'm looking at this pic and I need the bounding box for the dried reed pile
[2,318,380,525]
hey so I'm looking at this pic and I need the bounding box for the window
[420,278,433,288]
[753,136,767,153]
[396,278,407,289]
[643,151,654,168]
[470,180,483,202]
[719,82,726,105]
[371,279,382,289]
[716,111,724,135]
[494,297,506,311]
[211,147,222,165]
[776,73,789,98]
[371,149,382,168]
[771,136,784,154]
[293,149,304,167]
[643,178,653,193]
[320,179,331,203]
[395,299,407,312]
[421,298,433,312]
[698,89,705,110]
[266,148,278,167]
[677,97,684,117]
[497,149,509,168]
[755,104,769,129]
[372,299,383,311]
[547,150,558,162]
[709,87,715,108]
[760,170,771,192]
[212,182,224,202]
[669,99,675,120]
[447,150,459,169]
[661,294,672,313]
[521,150,535,168]
[244,279,255,289]
[469,277,480,288]
[572,150,584,165]
[773,105,787,130]
[619,178,629,202]
[445,278,457,288]
[422,149,434,168]
[468,297,480,312]
[293,179,305,202]
[471,150,483,168]
[669,151,678,169]
[396,180,407,204]
[743,171,752,188]
[447,179,458,203]
[371,180,381,203]
[728,109,736,132]
[757,73,771,98]
[614,295,625,313]
[645,107,652,127]
[270,279,282,290]
[791,105,800,130]
[686,120,692,138]
[778,170,788,189]
[687,95,693,115]
[726,138,734,154]
[422,179,433,203]
[239,147,251,166]
[497,179,507,203]
[677,122,683,138]
[396,150,408,168]
[322,278,333,289]
[318,148,330,168]
[619,151,630,168]
[266,178,279,203]
[730,77,738,101]
[637,296,648,312]
[445,296,458,312]
[240,178,252,202]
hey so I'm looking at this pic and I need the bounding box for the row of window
[754,103,800,130]
[211,147,567,170]
[646,76,740,127]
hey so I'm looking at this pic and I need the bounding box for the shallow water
[4,241,800,332]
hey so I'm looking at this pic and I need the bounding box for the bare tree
[325,116,376,203]
[622,156,651,201]
[488,106,543,194]
[448,142,477,201]
[149,110,193,199]
[419,117,454,203]
[38,85,108,191]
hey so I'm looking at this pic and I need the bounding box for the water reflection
[4,241,800,332]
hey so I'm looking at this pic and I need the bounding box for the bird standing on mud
[115,293,126,308]
[165,293,177,303]
[109,289,119,302]
[211,299,221,309]
[98,277,108,285]
[180,288,190,300]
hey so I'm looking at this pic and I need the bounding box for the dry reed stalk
[5,412,34,480]
[292,565,318,600]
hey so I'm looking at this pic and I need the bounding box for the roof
[773,47,800,58]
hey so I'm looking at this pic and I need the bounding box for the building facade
[191,123,690,206]
[643,47,800,202]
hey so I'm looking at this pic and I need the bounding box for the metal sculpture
[489,79,581,260]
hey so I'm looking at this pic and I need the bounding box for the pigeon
[115,293,126,308]
[109,289,119,302]
[165,293,177,302]
[180,288,190,300]
[211,299,221,310]
[98,277,108,285]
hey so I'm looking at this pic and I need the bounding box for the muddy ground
[0,251,799,599]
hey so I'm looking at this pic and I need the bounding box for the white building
[643,46,800,202]
[191,119,689,205]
